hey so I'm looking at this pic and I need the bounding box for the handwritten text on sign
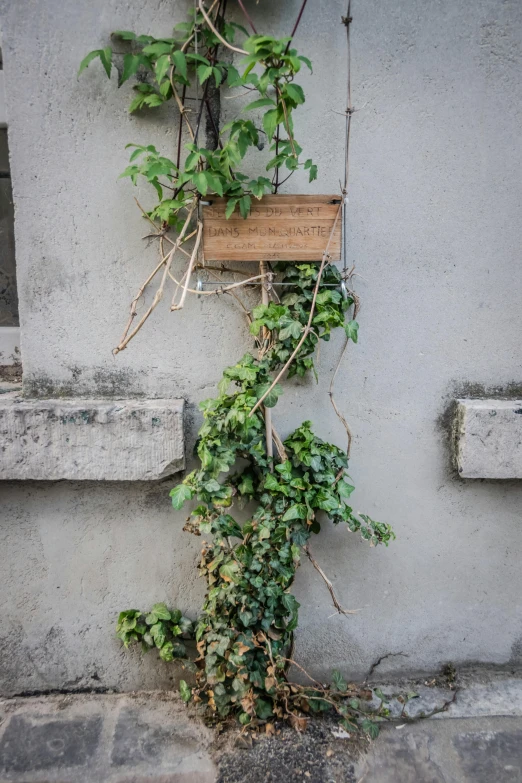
[202,195,341,262]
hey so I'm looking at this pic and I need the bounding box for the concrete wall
[0,0,521,694]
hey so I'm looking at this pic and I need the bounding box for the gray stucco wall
[0,0,521,694]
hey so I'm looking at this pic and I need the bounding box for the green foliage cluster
[81,4,395,738]
[120,264,394,732]
[80,6,317,227]
[116,604,194,662]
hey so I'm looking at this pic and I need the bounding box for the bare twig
[304,545,360,615]
[198,0,248,54]
[249,204,342,416]
[271,424,288,462]
[171,220,203,310]
[113,198,197,354]
[280,657,325,691]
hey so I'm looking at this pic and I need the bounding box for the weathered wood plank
[202,194,341,262]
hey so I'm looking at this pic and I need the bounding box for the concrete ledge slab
[454,399,522,479]
[0,394,185,480]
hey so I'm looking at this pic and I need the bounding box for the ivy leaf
[172,49,187,79]
[249,319,264,336]
[150,622,166,649]
[264,473,280,491]
[337,479,355,499]
[219,561,241,584]
[275,461,293,481]
[332,669,348,692]
[281,593,299,613]
[170,483,193,510]
[239,610,253,627]
[158,641,173,661]
[278,318,302,341]
[282,504,307,521]
[361,719,380,739]
[254,382,283,408]
[150,603,171,621]
[180,680,192,703]
[344,320,359,343]
[255,698,274,720]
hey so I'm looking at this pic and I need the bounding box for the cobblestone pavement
[0,672,521,782]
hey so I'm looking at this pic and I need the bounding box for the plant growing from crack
[82,2,395,736]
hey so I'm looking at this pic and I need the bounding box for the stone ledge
[454,398,522,479]
[0,394,185,480]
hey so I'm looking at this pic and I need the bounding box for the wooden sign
[201,194,341,263]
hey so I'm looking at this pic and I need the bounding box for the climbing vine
[83,1,394,736]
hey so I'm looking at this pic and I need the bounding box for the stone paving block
[454,399,522,479]
[0,714,102,773]
[110,707,199,767]
[358,730,450,783]
[453,729,522,782]
[0,394,185,480]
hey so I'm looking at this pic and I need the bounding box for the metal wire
[194,279,346,288]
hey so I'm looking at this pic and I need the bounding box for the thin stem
[273,124,280,192]
[176,83,186,170]
[236,0,257,33]
[170,75,195,141]
[304,545,359,615]
[284,0,309,53]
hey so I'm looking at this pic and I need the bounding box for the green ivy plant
[83,3,395,737]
